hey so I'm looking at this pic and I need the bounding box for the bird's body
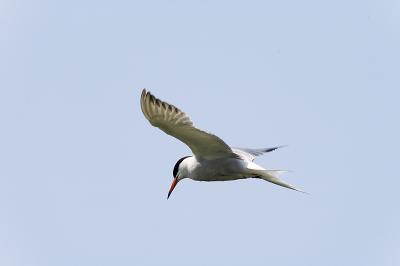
[140,89,304,198]
[179,156,248,182]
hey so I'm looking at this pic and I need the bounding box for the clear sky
[1,1,399,265]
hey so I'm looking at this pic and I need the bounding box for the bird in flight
[140,89,304,198]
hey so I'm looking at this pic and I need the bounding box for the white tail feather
[254,170,306,193]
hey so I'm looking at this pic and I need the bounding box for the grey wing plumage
[233,146,286,161]
[141,89,237,160]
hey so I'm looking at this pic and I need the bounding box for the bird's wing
[232,146,286,161]
[141,89,236,160]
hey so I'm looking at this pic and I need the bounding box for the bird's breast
[188,158,247,181]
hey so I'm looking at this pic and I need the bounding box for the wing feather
[140,89,236,160]
[233,146,286,161]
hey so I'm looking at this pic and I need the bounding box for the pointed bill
[167,177,178,199]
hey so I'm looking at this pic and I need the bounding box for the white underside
[180,156,302,192]
[181,157,263,181]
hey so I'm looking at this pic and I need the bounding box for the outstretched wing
[140,89,236,160]
[233,146,286,161]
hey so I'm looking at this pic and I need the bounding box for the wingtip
[294,188,310,195]
[271,145,288,151]
[140,89,152,119]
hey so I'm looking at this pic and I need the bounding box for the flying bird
[140,89,304,198]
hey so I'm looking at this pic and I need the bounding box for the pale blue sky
[1,1,399,265]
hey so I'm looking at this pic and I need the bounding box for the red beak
[167,177,178,199]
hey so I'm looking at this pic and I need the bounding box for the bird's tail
[252,169,306,193]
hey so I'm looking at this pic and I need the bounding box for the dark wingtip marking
[149,94,156,104]
[267,145,287,152]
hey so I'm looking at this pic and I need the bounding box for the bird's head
[168,156,191,199]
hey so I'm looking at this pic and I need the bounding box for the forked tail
[253,169,306,193]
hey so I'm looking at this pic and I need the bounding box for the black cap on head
[173,156,191,177]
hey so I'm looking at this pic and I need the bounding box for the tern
[140,89,304,198]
